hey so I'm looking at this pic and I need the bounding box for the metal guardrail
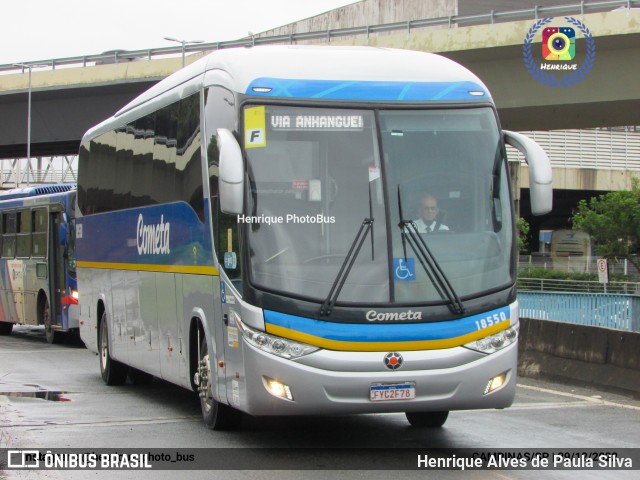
[0,0,638,73]
[518,277,640,294]
[518,291,640,332]
[518,255,640,280]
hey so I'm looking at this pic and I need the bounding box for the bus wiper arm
[397,186,465,315]
[319,215,374,317]
[319,184,375,316]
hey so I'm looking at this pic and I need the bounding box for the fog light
[265,377,294,400]
[484,372,507,395]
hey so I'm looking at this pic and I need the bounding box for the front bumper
[232,339,517,416]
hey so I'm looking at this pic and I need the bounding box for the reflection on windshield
[243,106,514,306]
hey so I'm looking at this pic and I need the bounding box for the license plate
[370,382,416,402]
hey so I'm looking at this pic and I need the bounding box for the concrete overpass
[1,8,639,156]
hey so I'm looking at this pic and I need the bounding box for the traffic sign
[597,258,608,284]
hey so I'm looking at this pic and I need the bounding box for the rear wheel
[42,297,60,345]
[196,335,242,430]
[99,312,128,385]
[0,321,13,335]
[405,411,449,428]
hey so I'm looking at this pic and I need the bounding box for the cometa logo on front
[137,214,171,255]
[366,310,422,322]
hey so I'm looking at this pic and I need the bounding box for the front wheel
[196,335,242,430]
[405,411,449,428]
[99,312,128,385]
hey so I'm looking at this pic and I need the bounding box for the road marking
[518,384,640,411]
[510,401,595,410]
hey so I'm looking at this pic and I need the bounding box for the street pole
[13,63,48,187]
[163,37,204,67]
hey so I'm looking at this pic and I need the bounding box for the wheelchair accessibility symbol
[394,257,415,281]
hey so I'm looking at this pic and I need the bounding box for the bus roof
[84,46,492,142]
[0,184,75,201]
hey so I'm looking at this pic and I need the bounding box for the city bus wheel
[99,312,128,385]
[0,321,13,335]
[197,335,242,430]
[405,411,449,428]
[42,299,60,345]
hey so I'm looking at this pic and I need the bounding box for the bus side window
[16,209,31,258]
[2,212,16,258]
[32,209,47,258]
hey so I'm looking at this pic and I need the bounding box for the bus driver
[413,194,449,233]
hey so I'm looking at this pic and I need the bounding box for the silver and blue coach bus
[0,184,79,343]
[77,46,552,429]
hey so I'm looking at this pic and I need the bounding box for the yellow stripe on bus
[76,261,219,276]
[266,322,508,352]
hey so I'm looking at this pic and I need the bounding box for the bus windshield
[243,105,513,306]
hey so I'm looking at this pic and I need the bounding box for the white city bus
[77,46,552,429]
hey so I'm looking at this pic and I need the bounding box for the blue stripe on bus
[76,201,215,267]
[246,79,489,101]
[263,306,510,344]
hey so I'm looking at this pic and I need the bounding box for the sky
[1,0,358,65]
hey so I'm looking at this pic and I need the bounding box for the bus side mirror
[503,130,553,216]
[217,129,244,215]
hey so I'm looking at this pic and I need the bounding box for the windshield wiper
[319,185,375,316]
[397,186,466,315]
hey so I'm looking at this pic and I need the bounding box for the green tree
[516,217,530,253]
[571,179,640,267]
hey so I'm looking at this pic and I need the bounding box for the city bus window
[175,94,202,214]
[32,208,48,258]
[131,114,156,209]
[16,209,31,258]
[2,211,16,258]
[153,101,178,206]
[113,124,134,210]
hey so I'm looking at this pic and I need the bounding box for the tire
[0,321,13,335]
[42,298,60,345]
[405,411,449,428]
[99,312,128,385]
[197,335,242,430]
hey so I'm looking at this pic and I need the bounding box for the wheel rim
[43,302,52,333]
[198,345,213,414]
[100,322,108,370]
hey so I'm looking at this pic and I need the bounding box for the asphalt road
[1,325,639,480]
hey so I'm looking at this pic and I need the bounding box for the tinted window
[78,93,203,214]
[1,212,15,258]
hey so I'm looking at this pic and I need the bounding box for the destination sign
[270,115,364,131]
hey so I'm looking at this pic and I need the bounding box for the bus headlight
[464,323,519,354]
[234,315,319,359]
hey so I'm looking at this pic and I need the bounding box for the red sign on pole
[597,258,608,284]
